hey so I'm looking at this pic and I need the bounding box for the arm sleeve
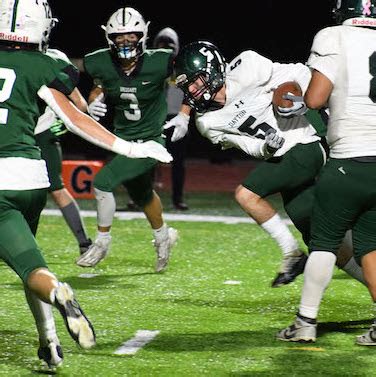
[220,134,268,159]
[271,62,312,93]
[306,27,340,84]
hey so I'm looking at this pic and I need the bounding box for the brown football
[272,81,302,109]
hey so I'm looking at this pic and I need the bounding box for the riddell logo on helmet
[0,33,29,42]
[351,18,376,26]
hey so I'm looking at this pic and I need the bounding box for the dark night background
[48,1,334,161]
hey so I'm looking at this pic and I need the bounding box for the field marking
[114,330,160,355]
[224,280,242,285]
[43,209,293,225]
[287,346,324,352]
[78,273,99,278]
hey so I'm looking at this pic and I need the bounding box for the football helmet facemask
[333,0,376,26]
[174,41,226,112]
[0,0,57,51]
[102,7,149,60]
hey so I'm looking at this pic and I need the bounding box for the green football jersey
[0,48,77,159]
[84,48,173,140]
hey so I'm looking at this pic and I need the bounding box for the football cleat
[53,283,96,349]
[38,338,63,368]
[271,250,308,288]
[356,323,376,346]
[153,227,178,272]
[276,315,317,342]
[76,235,111,267]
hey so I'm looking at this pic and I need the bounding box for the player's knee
[235,185,259,207]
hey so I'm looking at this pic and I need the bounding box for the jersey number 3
[120,93,141,121]
[0,68,16,125]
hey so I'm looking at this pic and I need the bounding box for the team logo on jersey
[120,86,137,93]
[227,110,247,128]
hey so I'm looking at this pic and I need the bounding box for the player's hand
[163,112,190,142]
[88,93,107,121]
[277,93,307,117]
[50,119,68,137]
[128,141,173,163]
[264,129,285,155]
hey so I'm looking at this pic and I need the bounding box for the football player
[0,0,171,368]
[170,40,365,289]
[35,49,92,256]
[74,7,180,272]
[277,0,376,345]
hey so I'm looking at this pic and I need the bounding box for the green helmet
[174,41,226,112]
[333,0,376,26]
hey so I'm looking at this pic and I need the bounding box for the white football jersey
[196,50,319,158]
[307,25,376,158]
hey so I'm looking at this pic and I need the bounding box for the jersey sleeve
[42,51,79,95]
[307,26,340,84]
[270,62,312,93]
[227,51,273,88]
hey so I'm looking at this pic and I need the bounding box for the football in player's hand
[272,81,302,109]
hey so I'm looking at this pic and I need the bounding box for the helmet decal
[363,0,371,15]
[333,0,376,26]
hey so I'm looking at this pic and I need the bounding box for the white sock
[261,213,299,256]
[95,188,116,227]
[97,231,111,239]
[153,223,168,242]
[299,251,336,319]
[341,257,365,285]
[24,287,57,345]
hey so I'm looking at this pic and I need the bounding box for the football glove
[277,93,307,117]
[112,139,173,163]
[163,112,190,142]
[88,93,107,121]
[263,129,285,157]
[50,119,68,137]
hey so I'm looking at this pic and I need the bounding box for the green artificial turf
[0,215,373,376]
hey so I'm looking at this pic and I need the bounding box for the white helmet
[153,27,180,57]
[102,7,150,60]
[0,0,57,51]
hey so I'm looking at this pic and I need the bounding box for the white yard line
[114,330,160,355]
[42,209,293,225]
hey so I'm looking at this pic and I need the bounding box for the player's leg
[0,191,95,364]
[127,169,178,272]
[77,154,165,268]
[238,143,322,287]
[277,158,372,342]
[351,205,376,345]
[37,130,92,255]
[51,188,92,254]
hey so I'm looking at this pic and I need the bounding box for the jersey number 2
[0,68,16,125]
